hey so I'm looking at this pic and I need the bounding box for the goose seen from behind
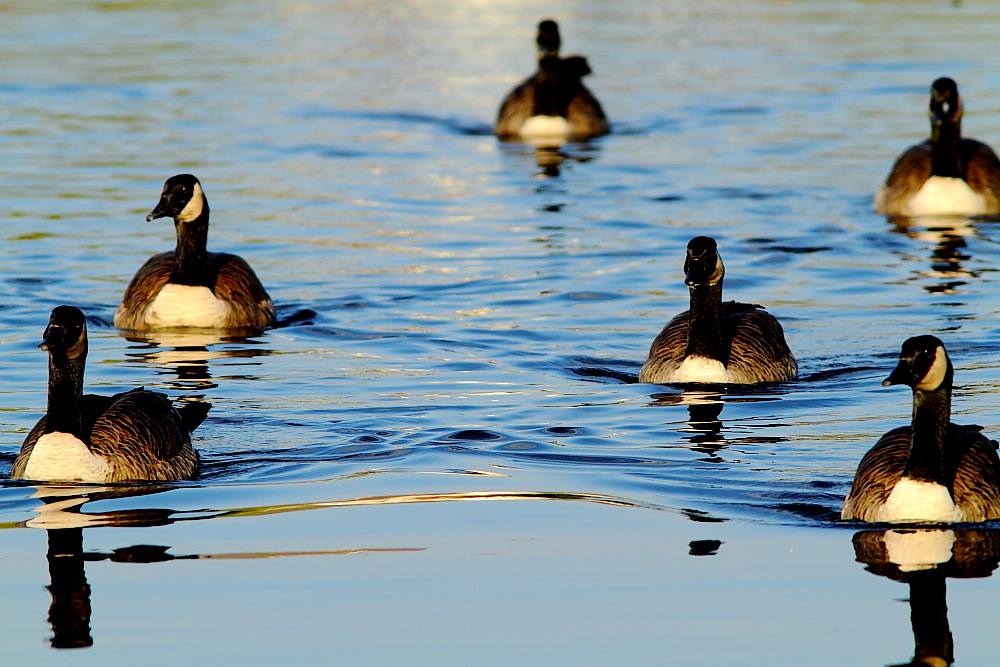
[114,174,275,330]
[12,306,208,483]
[638,236,797,385]
[494,19,609,142]
[875,77,1000,217]
[842,335,1000,523]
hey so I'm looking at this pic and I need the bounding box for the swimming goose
[114,174,275,330]
[875,77,1000,216]
[11,306,208,482]
[494,19,609,141]
[638,236,797,384]
[841,335,1000,523]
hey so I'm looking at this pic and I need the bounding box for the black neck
[44,354,85,437]
[685,283,725,362]
[171,202,210,286]
[908,572,952,665]
[902,385,951,483]
[931,121,963,178]
[533,57,569,117]
[46,528,93,649]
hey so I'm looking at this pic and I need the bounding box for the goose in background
[114,174,275,330]
[842,335,1000,523]
[875,77,1000,217]
[638,236,797,384]
[12,306,208,482]
[494,19,609,142]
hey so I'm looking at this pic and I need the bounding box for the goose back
[875,139,1000,216]
[495,21,609,141]
[113,174,275,331]
[13,389,205,483]
[842,424,1000,522]
[114,250,275,330]
[875,77,1000,216]
[638,301,796,384]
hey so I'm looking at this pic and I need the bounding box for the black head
[929,77,962,126]
[883,335,953,392]
[684,236,724,287]
[146,174,206,224]
[41,306,88,361]
[536,19,561,56]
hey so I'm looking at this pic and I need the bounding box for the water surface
[4,0,1000,664]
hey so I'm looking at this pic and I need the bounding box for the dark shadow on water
[852,527,1000,666]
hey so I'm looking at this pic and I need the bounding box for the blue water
[3,1,1000,664]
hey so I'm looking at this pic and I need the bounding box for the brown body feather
[638,302,797,384]
[842,423,1000,522]
[495,56,609,140]
[12,389,206,482]
[113,250,274,330]
[875,138,1000,216]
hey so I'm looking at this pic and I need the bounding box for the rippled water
[4,0,1000,664]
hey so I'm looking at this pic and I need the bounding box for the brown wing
[88,388,199,482]
[113,252,176,330]
[495,77,536,138]
[722,305,797,383]
[566,85,609,139]
[841,426,911,521]
[11,394,114,478]
[947,426,1000,521]
[960,138,1000,212]
[874,141,933,215]
[637,310,690,382]
[638,302,795,383]
[206,252,275,328]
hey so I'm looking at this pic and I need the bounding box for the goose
[841,335,1000,523]
[11,306,208,483]
[875,77,1000,217]
[114,174,275,330]
[494,19,609,141]
[638,236,797,384]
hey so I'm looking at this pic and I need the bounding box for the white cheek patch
[176,182,205,223]
[21,432,112,482]
[915,347,948,391]
[145,283,231,328]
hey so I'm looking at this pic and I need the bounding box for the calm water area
[3,0,1000,664]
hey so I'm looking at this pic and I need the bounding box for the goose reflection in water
[648,390,727,457]
[120,329,274,394]
[852,527,1000,666]
[23,486,423,650]
[497,140,600,178]
[888,216,980,295]
[646,389,785,460]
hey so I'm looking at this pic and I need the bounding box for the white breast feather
[144,283,231,328]
[520,115,572,140]
[671,356,732,383]
[900,176,988,216]
[21,432,112,482]
[876,477,963,523]
[884,529,956,572]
